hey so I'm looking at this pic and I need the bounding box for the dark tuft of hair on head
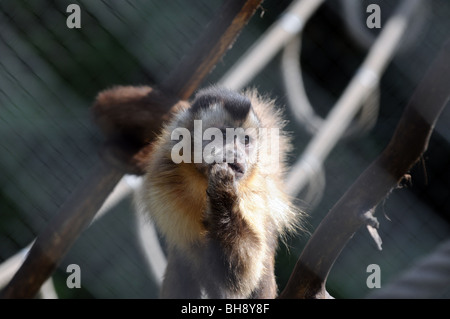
[191,86,251,121]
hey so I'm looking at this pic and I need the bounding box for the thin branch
[285,0,422,196]
[161,0,263,99]
[1,161,123,299]
[0,0,263,299]
[279,39,450,299]
[219,0,325,90]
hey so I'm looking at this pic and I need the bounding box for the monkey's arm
[201,164,262,298]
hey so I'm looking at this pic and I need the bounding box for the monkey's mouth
[228,162,245,178]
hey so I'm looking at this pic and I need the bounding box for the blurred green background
[1,0,449,298]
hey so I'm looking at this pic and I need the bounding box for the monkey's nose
[228,162,245,179]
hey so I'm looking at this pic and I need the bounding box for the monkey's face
[195,125,259,181]
[187,87,261,181]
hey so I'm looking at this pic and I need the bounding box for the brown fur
[92,85,189,174]
[135,87,302,298]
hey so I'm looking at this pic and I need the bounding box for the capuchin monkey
[135,86,302,299]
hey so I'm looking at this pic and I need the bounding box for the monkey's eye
[244,135,250,146]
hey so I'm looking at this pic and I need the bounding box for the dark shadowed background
[1,0,449,298]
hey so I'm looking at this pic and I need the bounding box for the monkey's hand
[204,162,243,238]
[202,163,259,298]
[204,162,255,248]
[205,163,238,219]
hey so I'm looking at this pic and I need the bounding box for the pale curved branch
[279,39,450,299]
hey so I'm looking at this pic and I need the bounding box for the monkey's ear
[92,85,189,174]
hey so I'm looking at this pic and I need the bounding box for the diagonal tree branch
[0,0,263,299]
[279,39,450,299]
